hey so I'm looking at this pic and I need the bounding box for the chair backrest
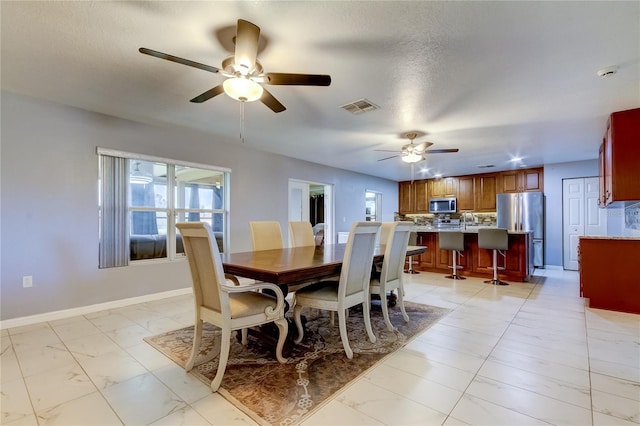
[339,222,381,299]
[379,222,395,247]
[380,222,414,284]
[176,222,225,314]
[288,221,316,247]
[478,228,509,250]
[439,231,465,251]
[250,221,284,251]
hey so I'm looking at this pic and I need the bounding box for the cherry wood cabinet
[498,168,543,193]
[415,232,436,268]
[398,180,428,214]
[474,174,498,212]
[580,237,640,314]
[457,176,475,211]
[599,108,640,206]
[429,177,458,198]
[414,231,530,282]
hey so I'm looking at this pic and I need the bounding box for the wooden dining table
[221,243,426,352]
[221,243,427,290]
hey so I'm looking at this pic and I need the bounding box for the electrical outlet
[22,276,33,288]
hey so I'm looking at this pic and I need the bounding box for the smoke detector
[597,66,618,78]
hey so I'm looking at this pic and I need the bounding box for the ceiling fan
[139,19,331,113]
[376,132,459,163]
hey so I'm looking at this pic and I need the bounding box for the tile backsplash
[396,212,497,227]
[625,202,640,232]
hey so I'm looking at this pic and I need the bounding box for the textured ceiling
[1,1,638,181]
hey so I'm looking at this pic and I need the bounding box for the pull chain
[240,101,246,143]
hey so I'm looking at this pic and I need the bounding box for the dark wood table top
[221,244,426,286]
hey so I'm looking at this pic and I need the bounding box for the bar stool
[404,232,419,274]
[438,231,466,280]
[478,228,509,286]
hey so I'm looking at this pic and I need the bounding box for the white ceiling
[2,1,638,181]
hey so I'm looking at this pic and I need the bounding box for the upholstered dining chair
[288,221,316,247]
[249,221,284,251]
[370,221,413,331]
[293,221,381,359]
[176,222,288,392]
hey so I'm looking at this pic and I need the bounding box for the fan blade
[413,141,433,153]
[374,149,402,153]
[235,19,260,73]
[378,155,399,161]
[139,48,220,73]
[260,87,286,113]
[424,148,460,154]
[265,73,331,86]
[190,85,225,103]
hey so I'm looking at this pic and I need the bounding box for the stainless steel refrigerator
[497,191,544,268]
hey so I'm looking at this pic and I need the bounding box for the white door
[288,180,310,222]
[584,177,607,236]
[563,177,607,270]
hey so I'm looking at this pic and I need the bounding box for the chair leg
[338,309,353,359]
[210,327,231,392]
[273,318,288,363]
[185,319,203,371]
[293,304,305,344]
[241,328,248,345]
[362,301,377,344]
[397,286,410,323]
[379,289,395,332]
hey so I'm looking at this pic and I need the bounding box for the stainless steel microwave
[429,197,457,213]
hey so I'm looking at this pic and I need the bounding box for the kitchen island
[412,228,534,282]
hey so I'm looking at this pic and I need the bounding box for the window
[98,149,230,268]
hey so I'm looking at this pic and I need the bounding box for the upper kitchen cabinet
[429,177,458,198]
[457,176,475,211]
[599,108,640,206]
[498,167,543,193]
[474,174,498,211]
[398,180,428,214]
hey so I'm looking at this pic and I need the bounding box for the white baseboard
[0,287,192,330]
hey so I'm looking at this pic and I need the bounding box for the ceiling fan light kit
[223,77,263,102]
[401,152,424,163]
[139,19,331,113]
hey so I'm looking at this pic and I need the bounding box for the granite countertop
[579,235,640,241]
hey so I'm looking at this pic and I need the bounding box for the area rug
[144,301,449,426]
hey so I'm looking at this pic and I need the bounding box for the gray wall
[543,159,598,267]
[0,92,398,321]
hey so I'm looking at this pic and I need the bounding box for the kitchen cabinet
[429,177,458,198]
[474,174,498,212]
[598,142,606,207]
[415,232,436,268]
[457,176,475,211]
[398,180,428,214]
[499,167,543,193]
[580,237,640,314]
[599,108,640,206]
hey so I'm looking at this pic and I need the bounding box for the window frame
[97,147,231,266]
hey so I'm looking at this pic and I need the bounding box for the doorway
[562,177,607,270]
[288,179,334,246]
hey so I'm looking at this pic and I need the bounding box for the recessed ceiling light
[597,66,618,77]
[434,173,443,178]
[509,157,523,163]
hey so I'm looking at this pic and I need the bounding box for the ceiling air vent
[477,164,495,169]
[340,98,379,115]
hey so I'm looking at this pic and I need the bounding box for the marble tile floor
[1,269,639,425]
